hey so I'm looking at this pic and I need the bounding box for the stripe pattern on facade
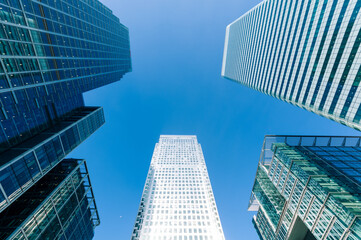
[222,0,361,131]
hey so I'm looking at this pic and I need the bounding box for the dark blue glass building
[0,158,100,240]
[0,0,131,149]
[0,0,131,239]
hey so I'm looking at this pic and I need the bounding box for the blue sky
[71,0,360,239]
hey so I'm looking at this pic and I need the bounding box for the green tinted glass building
[249,135,361,240]
[222,0,361,130]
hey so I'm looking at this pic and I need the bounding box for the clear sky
[70,0,360,239]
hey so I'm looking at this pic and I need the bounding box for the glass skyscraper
[0,158,99,240]
[132,135,225,240]
[0,0,131,149]
[0,0,131,239]
[249,135,361,240]
[222,0,361,131]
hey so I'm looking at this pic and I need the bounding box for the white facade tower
[222,0,361,131]
[131,135,225,240]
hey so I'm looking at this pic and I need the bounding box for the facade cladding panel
[222,0,361,130]
[248,135,361,240]
[132,135,225,240]
[0,0,132,149]
[0,158,100,240]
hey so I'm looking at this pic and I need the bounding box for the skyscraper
[132,135,225,240]
[0,106,104,212]
[0,0,131,238]
[249,135,361,240]
[0,158,99,240]
[0,0,131,149]
[222,0,361,131]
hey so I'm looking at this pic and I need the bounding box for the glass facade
[0,0,131,238]
[222,0,361,131]
[0,0,131,149]
[132,135,225,240]
[0,158,100,240]
[0,106,104,213]
[249,135,361,240]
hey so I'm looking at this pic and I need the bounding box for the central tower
[132,135,225,240]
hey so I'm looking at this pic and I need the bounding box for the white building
[131,135,225,240]
[222,0,361,131]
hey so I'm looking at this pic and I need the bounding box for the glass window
[11,158,31,188]
[0,166,19,198]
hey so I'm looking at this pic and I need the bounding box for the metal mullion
[275,199,290,235]
[302,195,315,222]
[321,216,337,240]
[69,171,81,205]
[89,208,98,224]
[0,57,14,89]
[0,38,32,44]
[284,176,311,238]
[276,165,285,188]
[270,159,279,182]
[49,198,68,240]
[281,167,291,195]
[0,183,10,204]
[287,178,298,212]
[0,113,10,148]
[19,227,29,240]
[340,216,357,240]
[311,194,330,233]
[74,120,82,142]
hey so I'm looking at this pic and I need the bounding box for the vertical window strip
[340,65,361,119]
[271,0,302,98]
[258,0,286,94]
[321,3,361,113]
[251,0,275,90]
[286,0,321,102]
[275,0,307,99]
[245,6,264,87]
[240,14,254,85]
[247,3,268,88]
[280,0,312,100]
[309,0,351,107]
[294,0,329,104]
[255,0,281,91]
[267,0,298,96]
